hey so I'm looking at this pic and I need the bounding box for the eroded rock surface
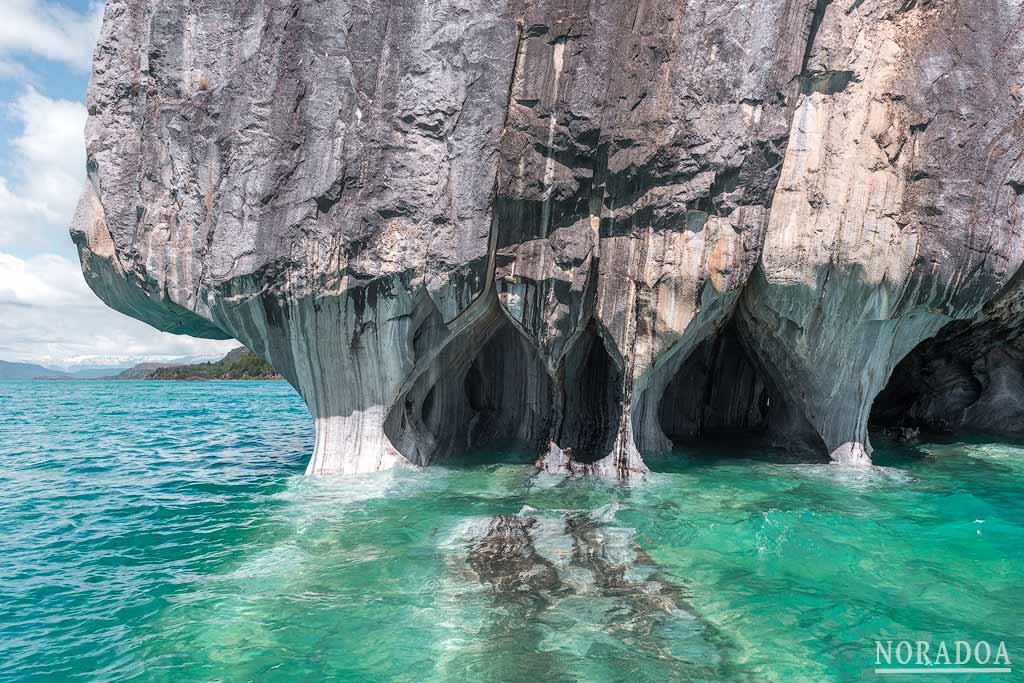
[73,0,1024,476]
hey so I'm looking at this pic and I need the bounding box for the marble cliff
[72,0,1024,477]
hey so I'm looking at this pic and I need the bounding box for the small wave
[789,462,917,490]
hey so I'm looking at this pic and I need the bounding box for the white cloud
[10,88,86,175]
[0,251,238,368]
[0,2,237,368]
[0,251,83,306]
[0,87,87,252]
[0,0,104,72]
[0,58,30,79]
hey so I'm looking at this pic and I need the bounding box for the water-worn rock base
[73,0,1024,477]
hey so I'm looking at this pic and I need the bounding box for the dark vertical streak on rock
[799,0,832,79]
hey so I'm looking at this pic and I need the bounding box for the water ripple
[1,381,1023,682]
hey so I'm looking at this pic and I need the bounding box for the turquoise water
[1,380,1022,682]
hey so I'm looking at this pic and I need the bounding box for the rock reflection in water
[453,506,725,681]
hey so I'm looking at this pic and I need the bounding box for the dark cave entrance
[865,322,997,463]
[389,312,554,466]
[657,325,772,454]
[556,325,625,464]
[869,320,998,440]
[652,324,829,463]
[869,338,971,438]
[454,328,553,462]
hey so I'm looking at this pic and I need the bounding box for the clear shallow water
[1,381,1022,682]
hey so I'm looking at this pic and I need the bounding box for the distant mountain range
[0,348,281,381]
[0,360,74,381]
[67,367,137,379]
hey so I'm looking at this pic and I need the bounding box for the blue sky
[0,0,235,368]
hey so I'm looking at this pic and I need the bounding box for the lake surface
[1,380,1022,682]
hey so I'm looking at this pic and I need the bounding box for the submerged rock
[467,515,561,595]
[72,0,1024,476]
[456,507,723,677]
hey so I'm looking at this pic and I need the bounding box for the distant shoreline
[30,376,286,382]
[5,347,282,382]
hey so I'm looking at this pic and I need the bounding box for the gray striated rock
[73,0,1024,477]
[739,0,1024,463]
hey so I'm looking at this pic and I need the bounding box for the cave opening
[389,313,554,467]
[452,327,553,464]
[869,339,958,439]
[657,325,773,457]
[864,323,988,463]
[868,320,1008,442]
[652,323,831,464]
[557,324,624,463]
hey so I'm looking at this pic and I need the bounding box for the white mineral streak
[539,39,566,240]
[310,411,402,475]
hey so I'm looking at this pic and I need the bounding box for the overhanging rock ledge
[72,0,1024,477]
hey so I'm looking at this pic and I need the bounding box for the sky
[0,0,236,369]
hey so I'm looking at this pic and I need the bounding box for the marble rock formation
[72,0,1024,477]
